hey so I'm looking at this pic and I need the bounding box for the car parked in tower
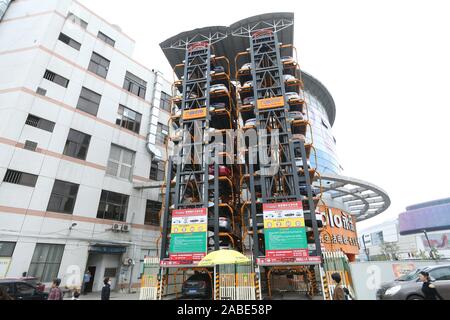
[285,92,301,102]
[281,56,296,65]
[238,63,252,73]
[242,97,255,106]
[241,81,253,89]
[181,273,212,299]
[210,84,228,94]
[244,118,257,127]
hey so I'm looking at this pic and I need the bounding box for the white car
[242,81,253,89]
[281,56,295,64]
[283,74,297,82]
[245,118,256,127]
[239,63,252,72]
[289,111,304,120]
[170,128,183,142]
[286,92,301,101]
[292,134,306,143]
[295,157,311,168]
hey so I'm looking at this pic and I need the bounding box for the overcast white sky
[80,0,450,230]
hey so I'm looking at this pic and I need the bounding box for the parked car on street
[181,273,212,299]
[0,279,49,300]
[377,265,450,300]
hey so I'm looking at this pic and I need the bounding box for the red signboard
[257,256,322,265]
[266,249,309,259]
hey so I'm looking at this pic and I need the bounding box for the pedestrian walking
[82,270,91,295]
[48,279,64,300]
[331,273,345,300]
[101,277,111,301]
[419,271,444,300]
[0,286,13,300]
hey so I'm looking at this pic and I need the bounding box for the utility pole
[423,230,435,260]
[362,235,370,261]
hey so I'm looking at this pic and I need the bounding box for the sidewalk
[67,291,140,300]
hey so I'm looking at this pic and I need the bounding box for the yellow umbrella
[198,250,250,266]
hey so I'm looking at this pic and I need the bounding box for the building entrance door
[84,266,96,293]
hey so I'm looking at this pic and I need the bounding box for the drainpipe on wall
[0,0,13,22]
[146,70,164,163]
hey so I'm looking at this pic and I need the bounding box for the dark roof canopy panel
[159,12,336,126]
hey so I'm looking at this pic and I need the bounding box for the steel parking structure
[152,12,384,300]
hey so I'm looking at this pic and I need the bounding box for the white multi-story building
[0,0,173,292]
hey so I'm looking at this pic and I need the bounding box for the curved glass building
[302,72,341,175]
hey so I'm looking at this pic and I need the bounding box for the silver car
[377,265,450,300]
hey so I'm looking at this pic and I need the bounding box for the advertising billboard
[262,202,312,263]
[319,206,360,255]
[167,208,207,265]
[421,232,450,249]
[399,202,450,235]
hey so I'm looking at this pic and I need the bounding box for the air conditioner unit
[112,223,121,232]
[123,257,135,266]
[121,224,131,233]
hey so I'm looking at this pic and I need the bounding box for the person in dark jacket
[48,278,63,300]
[101,277,111,301]
[331,273,345,300]
[419,271,443,300]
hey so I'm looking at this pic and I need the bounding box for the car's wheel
[407,294,424,300]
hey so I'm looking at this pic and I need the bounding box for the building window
[116,105,142,134]
[24,140,38,152]
[47,180,79,215]
[36,87,47,96]
[104,268,117,278]
[106,145,135,181]
[123,71,147,99]
[145,200,162,226]
[160,92,172,112]
[28,244,65,283]
[88,52,110,78]
[25,114,55,133]
[58,33,81,50]
[76,87,102,116]
[97,190,129,222]
[156,123,169,145]
[0,242,16,257]
[150,160,165,181]
[43,70,70,88]
[67,12,88,29]
[97,31,115,47]
[63,129,91,160]
[3,170,38,187]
